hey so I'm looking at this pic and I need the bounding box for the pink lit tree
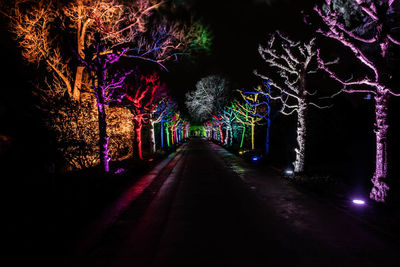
[255,31,335,173]
[314,0,400,202]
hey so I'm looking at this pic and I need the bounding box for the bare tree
[77,34,131,172]
[123,72,164,160]
[255,31,335,173]
[229,91,265,150]
[314,0,400,202]
[185,75,230,121]
[149,97,170,154]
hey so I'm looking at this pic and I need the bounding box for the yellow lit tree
[230,90,265,150]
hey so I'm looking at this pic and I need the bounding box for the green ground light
[189,125,206,137]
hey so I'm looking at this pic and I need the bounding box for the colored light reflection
[352,199,366,205]
[285,169,294,175]
[251,156,259,162]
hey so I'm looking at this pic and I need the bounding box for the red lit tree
[124,72,164,160]
[211,114,225,143]
[314,0,400,202]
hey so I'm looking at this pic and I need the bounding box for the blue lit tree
[240,82,277,154]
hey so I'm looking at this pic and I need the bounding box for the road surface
[68,138,399,267]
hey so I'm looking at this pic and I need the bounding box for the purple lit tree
[77,33,131,172]
[314,0,400,202]
[255,31,335,173]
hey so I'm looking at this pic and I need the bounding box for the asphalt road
[71,138,399,267]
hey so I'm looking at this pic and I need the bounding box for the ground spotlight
[352,199,366,205]
[251,156,259,162]
[285,169,294,175]
[282,169,294,178]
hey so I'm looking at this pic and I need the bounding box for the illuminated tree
[149,97,169,154]
[204,120,213,139]
[314,0,400,202]
[123,72,163,160]
[77,33,131,172]
[160,100,177,148]
[5,0,207,171]
[230,91,265,150]
[185,75,230,121]
[255,31,334,173]
[222,107,236,146]
[241,83,276,154]
[5,0,158,101]
[171,112,182,144]
[163,112,175,147]
[43,93,134,171]
[211,114,225,142]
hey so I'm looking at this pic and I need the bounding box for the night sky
[159,0,315,106]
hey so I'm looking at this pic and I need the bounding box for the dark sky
[166,0,316,107]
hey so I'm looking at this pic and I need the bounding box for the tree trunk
[225,127,230,145]
[240,125,246,148]
[293,100,307,173]
[266,105,271,154]
[72,66,84,101]
[160,120,164,148]
[251,120,255,150]
[370,92,390,202]
[218,124,223,143]
[229,127,233,146]
[134,119,143,160]
[149,121,156,154]
[97,101,110,172]
[266,117,271,154]
[165,126,170,147]
[171,126,176,145]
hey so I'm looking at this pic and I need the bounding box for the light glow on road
[285,169,294,175]
[251,156,259,162]
[352,199,366,205]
